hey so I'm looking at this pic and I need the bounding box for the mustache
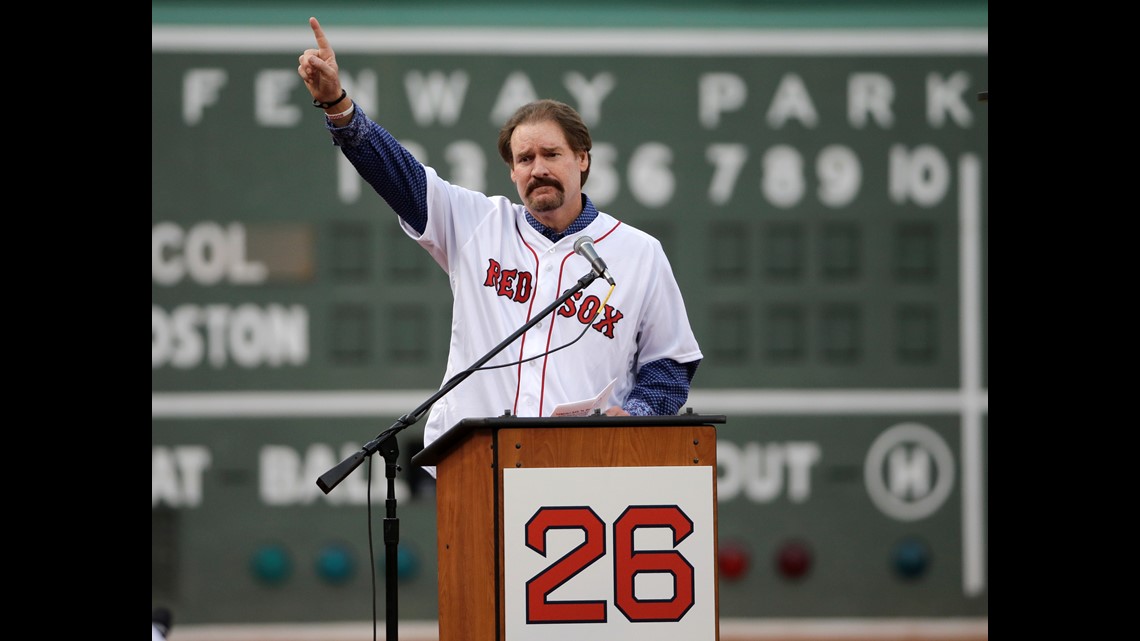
[527,177,563,195]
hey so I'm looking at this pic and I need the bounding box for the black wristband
[312,88,348,109]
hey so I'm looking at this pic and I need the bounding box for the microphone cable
[449,282,616,377]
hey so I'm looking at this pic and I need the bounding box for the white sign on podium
[503,466,716,641]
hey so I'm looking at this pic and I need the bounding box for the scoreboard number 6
[524,505,696,625]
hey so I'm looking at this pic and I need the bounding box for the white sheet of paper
[550,377,617,417]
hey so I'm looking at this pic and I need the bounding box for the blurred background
[152,1,987,639]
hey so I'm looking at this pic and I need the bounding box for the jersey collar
[524,194,598,243]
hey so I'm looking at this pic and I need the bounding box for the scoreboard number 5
[524,505,696,625]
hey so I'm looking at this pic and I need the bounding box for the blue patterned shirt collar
[525,194,598,243]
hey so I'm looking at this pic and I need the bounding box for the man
[297,17,702,475]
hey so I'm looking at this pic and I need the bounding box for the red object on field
[776,540,812,580]
[718,542,750,580]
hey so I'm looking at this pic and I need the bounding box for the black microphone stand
[316,269,602,641]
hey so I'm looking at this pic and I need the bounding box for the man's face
[509,120,589,222]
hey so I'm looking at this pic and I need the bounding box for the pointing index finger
[309,16,330,52]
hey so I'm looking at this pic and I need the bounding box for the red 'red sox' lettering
[559,291,624,339]
[484,262,624,338]
[484,258,533,303]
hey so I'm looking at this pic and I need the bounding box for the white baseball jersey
[405,166,703,476]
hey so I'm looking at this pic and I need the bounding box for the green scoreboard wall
[152,22,987,627]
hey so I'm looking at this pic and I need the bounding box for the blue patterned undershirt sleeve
[322,104,701,415]
[325,102,429,234]
[624,359,701,416]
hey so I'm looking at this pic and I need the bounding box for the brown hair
[497,99,593,186]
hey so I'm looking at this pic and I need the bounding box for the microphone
[573,235,615,285]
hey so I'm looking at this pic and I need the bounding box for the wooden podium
[411,412,726,641]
